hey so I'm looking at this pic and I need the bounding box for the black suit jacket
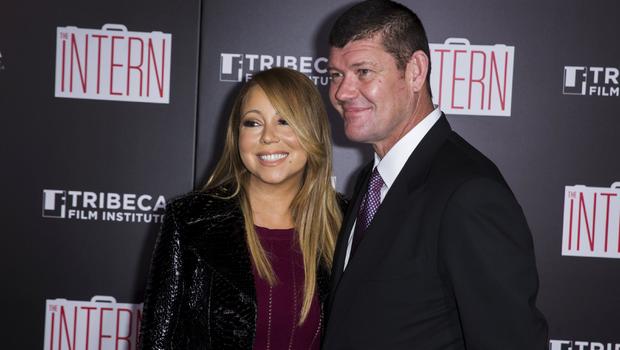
[323,116,548,349]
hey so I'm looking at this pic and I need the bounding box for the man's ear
[406,50,429,92]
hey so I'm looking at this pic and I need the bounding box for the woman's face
[238,85,308,190]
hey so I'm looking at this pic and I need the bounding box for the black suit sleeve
[139,204,186,350]
[439,177,548,349]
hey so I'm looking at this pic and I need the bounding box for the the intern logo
[44,296,142,350]
[563,66,620,97]
[429,38,515,117]
[54,24,172,103]
[562,183,620,259]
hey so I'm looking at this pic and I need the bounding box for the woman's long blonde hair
[204,67,342,324]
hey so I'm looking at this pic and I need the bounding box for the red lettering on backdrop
[59,305,77,350]
[600,193,617,252]
[569,198,574,250]
[116,308,133,350]
[488,51,508,111]
[435,49,449,107]
[92,34,108,94]
[70,33,88,93]
[147,38,166,97]
[578,192,597,251]
[468,50,486,109]
[450,49,466,109]
[82,306,96,350]
[61,39,67,92]
[127,37,145,96]
[50,312,56,350]
[110,36,123,96]
[99,307,113,350]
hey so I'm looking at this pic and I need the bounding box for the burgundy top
[251,226,321,350]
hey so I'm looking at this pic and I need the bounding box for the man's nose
[334,75,358,102]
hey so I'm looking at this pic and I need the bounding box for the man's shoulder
[433,130,505,183]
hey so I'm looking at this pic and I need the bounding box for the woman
[140,67,343,349]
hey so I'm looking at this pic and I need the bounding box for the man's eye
[329,72,343,81]
[358,68,371,76]
[242,120,260,127]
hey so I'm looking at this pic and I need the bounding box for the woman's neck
[246,179,300,229]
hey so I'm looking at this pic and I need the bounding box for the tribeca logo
[55,24,172,104]
[563,66,620,97]
[562,182,620,259]
[220,53,329,85]
[429,38,514,117]
[42,189,166,224]
[550,339,620,350]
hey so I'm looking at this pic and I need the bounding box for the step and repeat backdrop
[2,0,618,349]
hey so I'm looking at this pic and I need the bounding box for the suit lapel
[328,163,373,302]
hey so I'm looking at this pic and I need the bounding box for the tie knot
[368,168,384,192]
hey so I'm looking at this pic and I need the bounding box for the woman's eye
[278,118,289,126]
[242,120,260,127]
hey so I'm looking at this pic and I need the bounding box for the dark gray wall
[1,0,201,348]
[2,0,618,348]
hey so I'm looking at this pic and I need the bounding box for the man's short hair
[329,0,431,78]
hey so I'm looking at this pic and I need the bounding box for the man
[323,1,548,349]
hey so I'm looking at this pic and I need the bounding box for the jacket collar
[181,187,331,304]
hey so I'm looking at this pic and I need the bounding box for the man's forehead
[332,36,385,52]
[328,39,390,69]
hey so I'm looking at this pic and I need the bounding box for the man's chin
[344,129,372,144]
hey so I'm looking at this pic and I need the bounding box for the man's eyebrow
[350,61,377,68]
[328,61,377,71]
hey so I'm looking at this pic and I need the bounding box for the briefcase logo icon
[562,182,620,259]
[54,24,172,104]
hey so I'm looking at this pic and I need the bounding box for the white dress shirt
[343,108,442,269]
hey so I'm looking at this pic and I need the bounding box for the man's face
[328,35,417,153]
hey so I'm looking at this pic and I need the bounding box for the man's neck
[373,99,434,158]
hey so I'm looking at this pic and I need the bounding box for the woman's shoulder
[165,186,240,223]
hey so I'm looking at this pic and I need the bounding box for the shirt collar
[374,108,442,190]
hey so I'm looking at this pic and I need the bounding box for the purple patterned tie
[351,167,384,255]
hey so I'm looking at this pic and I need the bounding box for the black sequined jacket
[139,187,331,350]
